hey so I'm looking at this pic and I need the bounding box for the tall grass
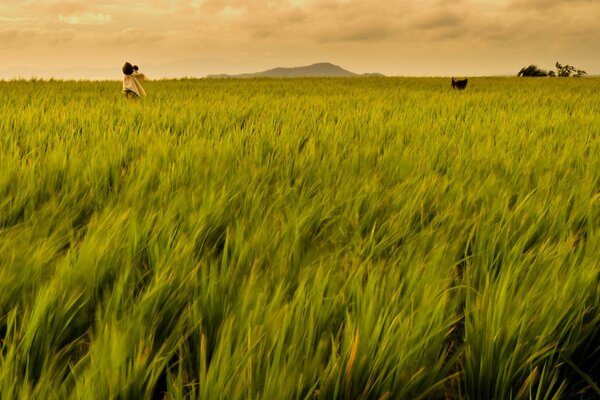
[1,77,599,399]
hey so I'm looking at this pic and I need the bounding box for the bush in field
[517,65,549,77]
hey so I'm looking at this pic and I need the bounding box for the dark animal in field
[451,77,468,90]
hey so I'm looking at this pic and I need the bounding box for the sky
[0,0,599,79]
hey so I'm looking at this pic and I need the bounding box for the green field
[1,77,599,399]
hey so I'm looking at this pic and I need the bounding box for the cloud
[335,25,391,42]
[0,16,39,23]
[238,8,308,38]
[58,12,112,25]
[109,28,164,46]
[509,0,598,10]
[412,11,465,30]
[42,1,88,15]
[0,29,20,45]
[315,23,391,43]
[0,27,76,48]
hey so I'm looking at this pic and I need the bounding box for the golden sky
[1,0,598,78]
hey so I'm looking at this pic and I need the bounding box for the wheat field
[1,77,599,399]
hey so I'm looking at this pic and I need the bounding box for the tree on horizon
[556,62,587,77]
[517,65,549,77]
[518,62,587,77]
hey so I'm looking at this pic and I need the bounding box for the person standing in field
[122,62,146,99]
[133,65,148,82]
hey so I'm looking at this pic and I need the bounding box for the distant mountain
[208,63,384,78]
[0,61,385,80]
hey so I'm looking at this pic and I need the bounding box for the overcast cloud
[0,0,598,78]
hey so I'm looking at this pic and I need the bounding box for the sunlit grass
[1,77,599,399]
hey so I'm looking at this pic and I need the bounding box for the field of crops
[1,77,599,399]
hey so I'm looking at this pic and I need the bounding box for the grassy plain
[1,77,600,399]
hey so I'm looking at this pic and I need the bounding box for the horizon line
[3,74,600,82]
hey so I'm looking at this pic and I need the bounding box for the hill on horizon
[207,62,384,78]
